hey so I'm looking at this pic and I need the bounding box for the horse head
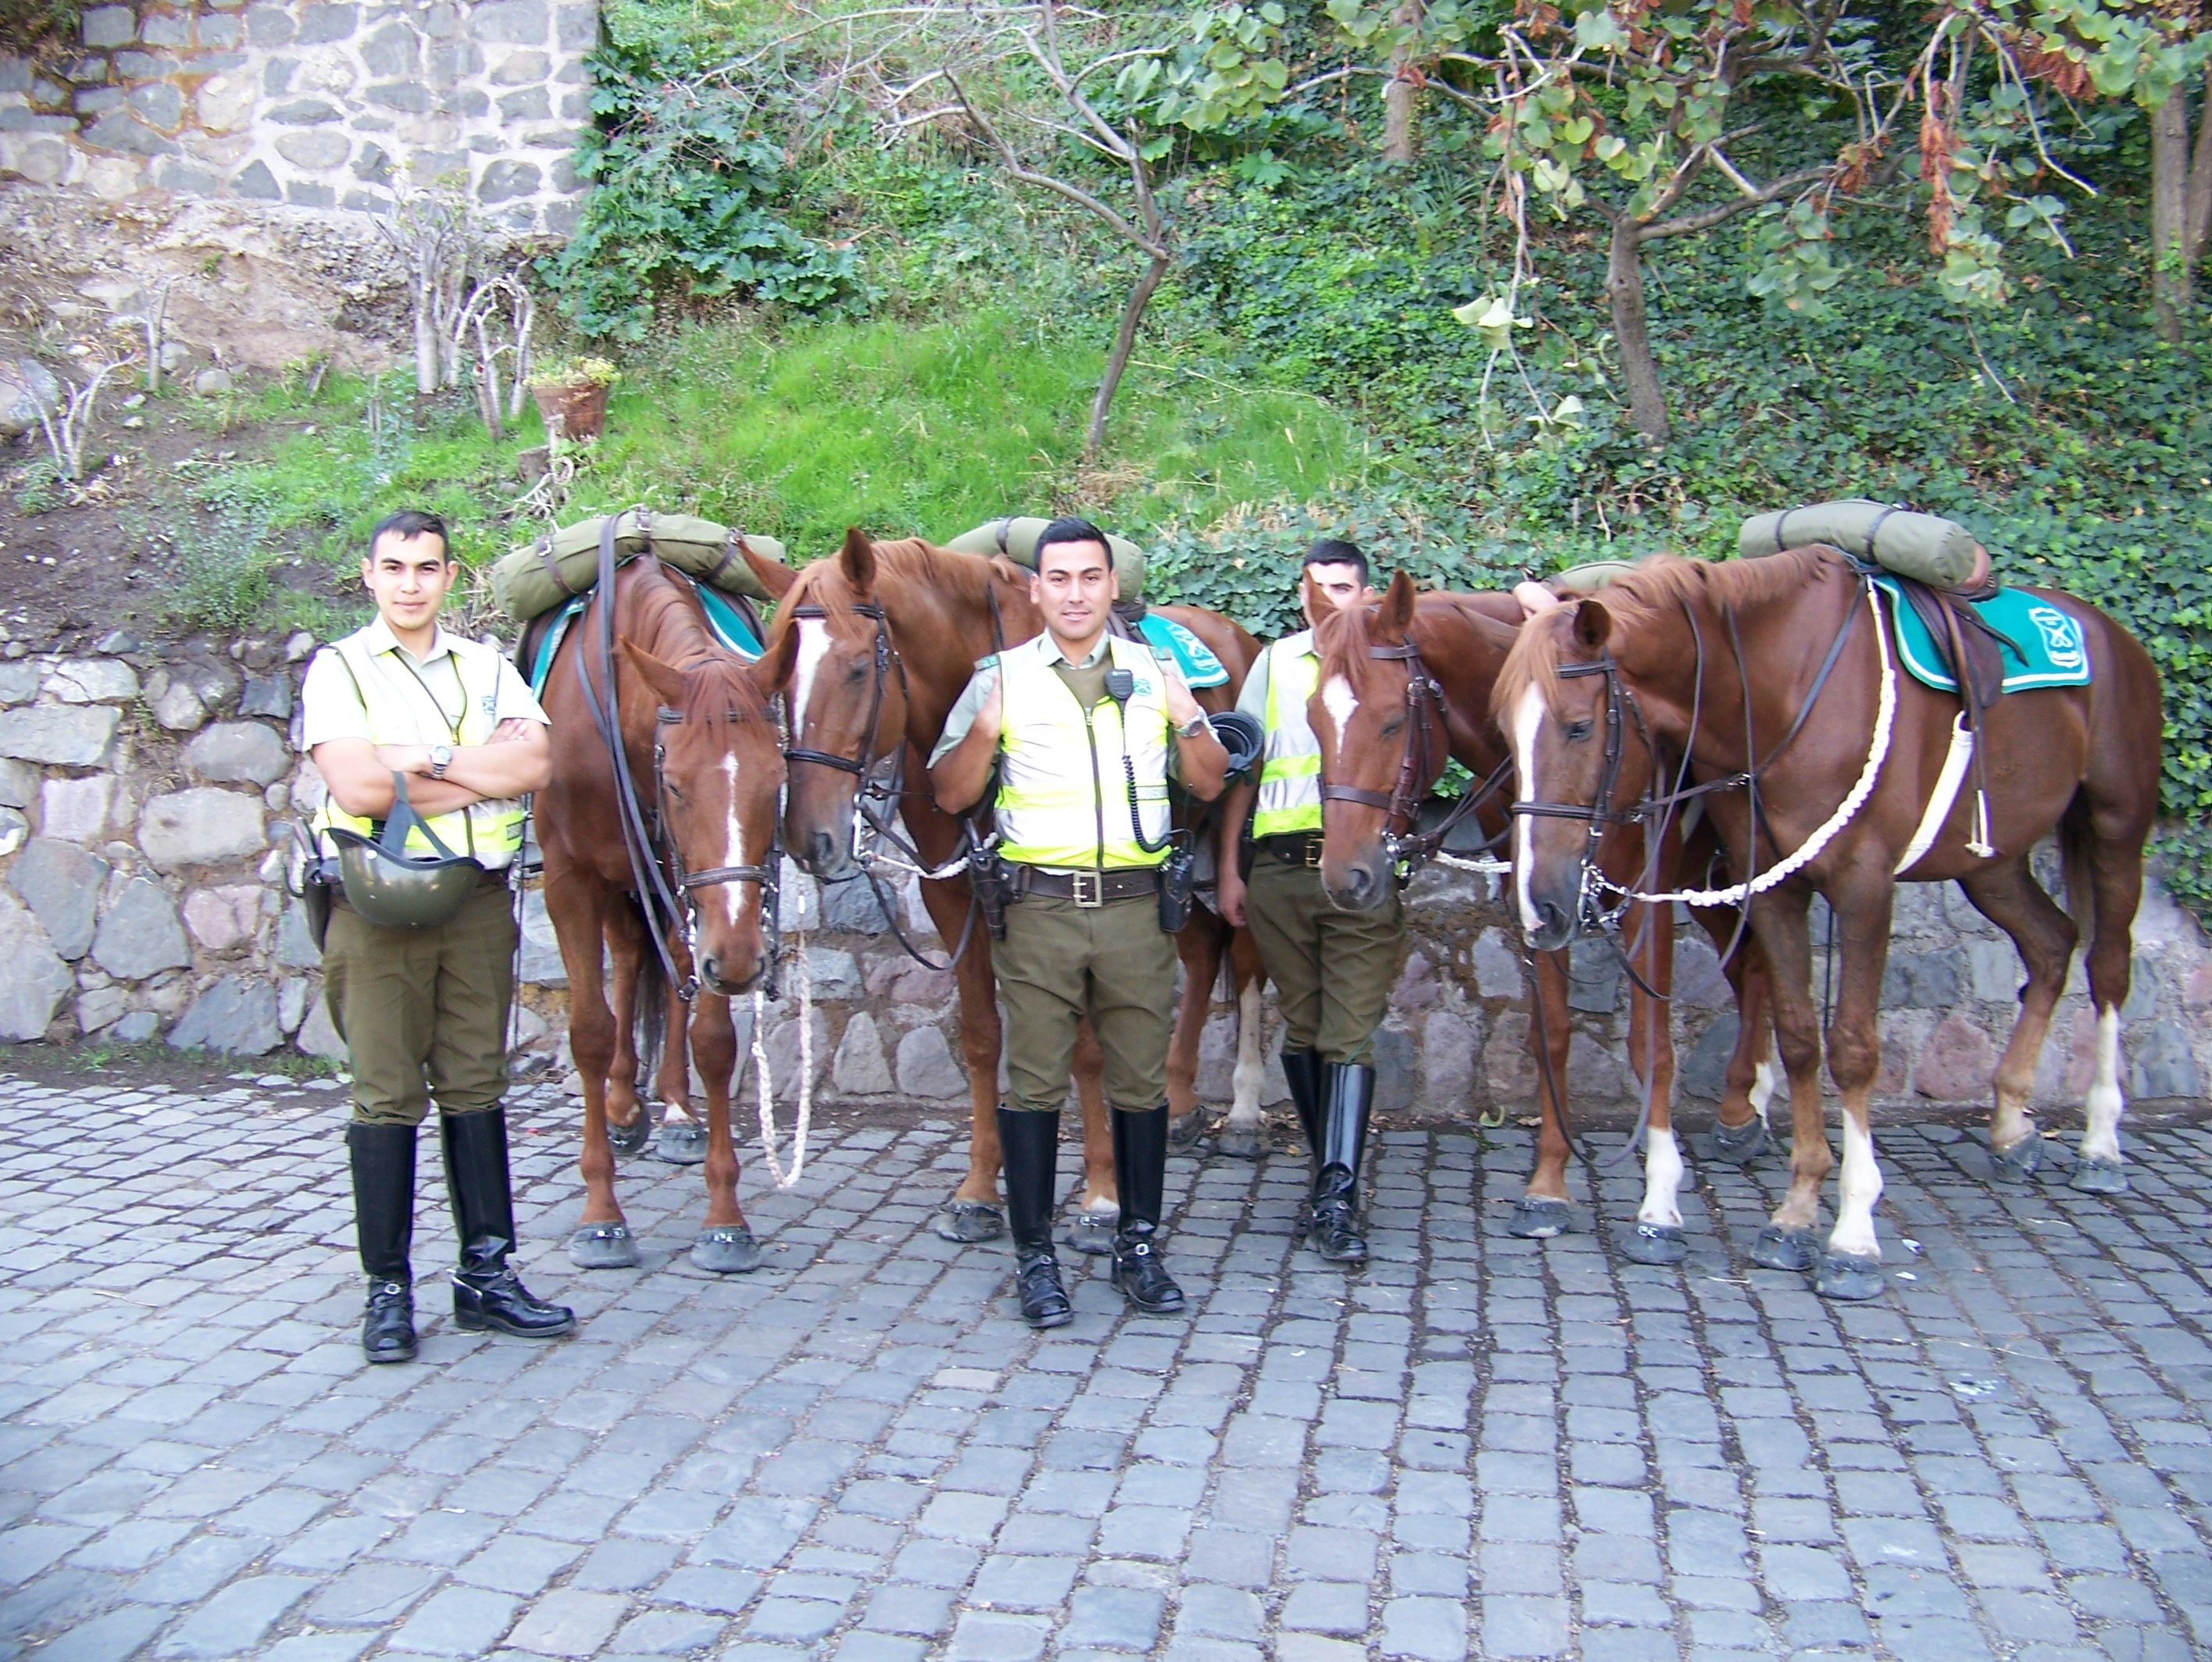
[773,528,912,883]
[621,637,788,996]
[1311,570,1440,913]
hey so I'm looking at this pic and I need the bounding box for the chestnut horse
[1500,549,2160,1300]
[1309,572,1775,1261]
[533,557,793,1275]
[738,531,1266,1248]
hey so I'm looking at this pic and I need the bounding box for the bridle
[651,702,786,1000]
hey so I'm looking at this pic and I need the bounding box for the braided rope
[751,929,814,1189]
[1619,581,1895,909]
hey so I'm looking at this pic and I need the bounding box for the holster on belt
[1158,842,1197,934]
[966,835,1010,942]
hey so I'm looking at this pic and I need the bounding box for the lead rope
[1616,580,1896,909]
[749,929,815,1189]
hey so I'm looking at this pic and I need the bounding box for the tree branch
[1641,164,1832,241]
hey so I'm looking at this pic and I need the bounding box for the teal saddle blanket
[1871,576,2090,696]
[525,586,764,696]
[1134,612,1228,689]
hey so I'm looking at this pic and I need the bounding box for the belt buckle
[1072,869,1103,908]
[1303,838,1324,868]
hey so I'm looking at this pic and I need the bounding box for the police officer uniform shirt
[301,616,549,871]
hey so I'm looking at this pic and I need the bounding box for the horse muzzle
[799,826,860,883]
[698,953,768,997]
[1523,897,1577,954]
[1322,854,1393,915]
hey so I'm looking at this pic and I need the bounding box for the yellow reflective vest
[309,632,524,867]
[1253,631,1322,839]
[995,633,1173,871]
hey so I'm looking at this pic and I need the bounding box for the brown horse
[1499,548,2161,1300]
[739,530,1265,1248]
[1309,572,1775,1261]
[533,557,794,1275]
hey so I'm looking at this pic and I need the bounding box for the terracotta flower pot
[531,381,610,441]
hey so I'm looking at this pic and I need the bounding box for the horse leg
[2066,811,2144,1194]
[548,878,639,1268]
[1065,1018,1118,1255]
[1172,911,1232,1153]
[654,961,708,1164]
[1510,947,1575,1239]
[1743,888,1831,1276]
[1222,931,1269,1154]
[922,873,1007,1244]
[1953,861,2076,1182]
[1812,864,1897,1302]
[601,902,651,1157]
[1622,901,1688,1265]
[687,990,759,1273]
[1696,907,1777,1162]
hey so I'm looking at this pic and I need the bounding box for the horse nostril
[1537,901,1570,942]
[806,829,836,872]
[699,955,720,987]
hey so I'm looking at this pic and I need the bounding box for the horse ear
[755,615,801,696]
[737,536,797,601]
[1379,570,1418,635]
[839,527,878,596]
[1572,599,1614,652]
[1300,569,1329,624]
[620,637,689,707]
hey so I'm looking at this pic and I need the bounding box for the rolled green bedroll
[1738,500,1984,590]
[492,508,786,622]
[1549,558,1640,594]
[946,516,1147,597]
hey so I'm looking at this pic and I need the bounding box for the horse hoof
[1215,1126,1265,1161]
[2069,1156,2129,1195]
[568,1223,640,1269]
[1168,1111,1207,1150]
[1621,1222,1688,1266]
[1750,1225,1818,1273]
[1509,1197,1572,1239]
[607,1110,651,1157]
[1063,1211,1118,1256]
[935,1202,1005,1244]
[1989,1132,2043,1182]
[1814,1250,1886,1302]
[1708,1116,1769,1165]
[655,1122,708,1165]
[691,1226,761,1275]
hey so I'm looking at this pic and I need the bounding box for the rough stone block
[49,658,140,703]
[896,1025,967,1100]
[231,158,281,199]
[8,837,110,959]
[1473,927,1523,999]
[274,129,349,170]
[138,786,266,869]
[0,890,72,1040]
[517,888,564,985]
[473,0,549,45]
[169,975,282,1054]
[1882,949,1963,1010]
[0,704,120,766]
[2128,1020,2202,1101]
[295,2,358,45]
[1421,1009,1479,1111]
[81,4,134,47]
[1911,1014,1998,1102]
[186,721,291,786]
[490,48,550,84]
[183,884,262,952]
[1566,937,1622,1014]
[197,13,242,48]
[0,758,34,808]
[41,772,116,843]
[833,1012,893,1095]
[477,158,541,202]
[237,672,294,720]
[92,878,193,980]
[284,178,336,208]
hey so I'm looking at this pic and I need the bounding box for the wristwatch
[429,744,455,780]
[1176,715,1211,740]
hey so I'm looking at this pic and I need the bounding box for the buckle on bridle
[1072,869,1103,908]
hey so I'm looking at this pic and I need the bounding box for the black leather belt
[1011,865,1161,906]
[1258,833,1325,868]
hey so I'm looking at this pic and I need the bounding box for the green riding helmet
[328,772,481,930]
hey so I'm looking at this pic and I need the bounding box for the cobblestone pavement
[3,1067,2211,1662]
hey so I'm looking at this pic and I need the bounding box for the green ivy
[542,27,865,341]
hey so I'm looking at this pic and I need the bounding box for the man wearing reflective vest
[1215,540,1402,1264]
[931,517,1229,1329]
[303,509,573,1363]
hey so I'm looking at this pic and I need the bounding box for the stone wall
[0,0,594,232]
[2,629,2207,1120]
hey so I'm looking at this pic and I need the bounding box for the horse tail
[634,897,669,1099]
[2057,791,2097,947]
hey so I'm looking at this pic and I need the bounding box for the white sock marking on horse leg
[1828,1115,1882,1260]
[1511,684,1545,938]
[1226,979,1265,1134]
[2080,1005,2124,1162]
[1750,1057,1777,1121]
[1636,1125,1685,1229]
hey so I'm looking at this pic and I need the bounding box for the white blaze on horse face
[1636,1125,1685,1229]
[1319,673,1358,749]
[791,617,832,743]
[1829,1114,1883,1260]
[1511,683,1547,937]
[2080,1005,2125,1162]
[719,754,753,932]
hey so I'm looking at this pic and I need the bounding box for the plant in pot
[529,356,620,443]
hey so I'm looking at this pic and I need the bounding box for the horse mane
[1491,548,1833,722]
[630,561,772,736]
[772,537,1020,647]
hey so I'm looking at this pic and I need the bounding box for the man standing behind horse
[1215,540,1403,1264]
[929,516,1229,1329]
[304,508,575,1364]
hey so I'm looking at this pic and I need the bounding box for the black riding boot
[1109,1106,1186,1314]
[348,1122,418,1364]
[1281,1047,1324,1161]
[997,1107,1072,1330]
[1309,1062,1375,1265]
[441,1110,576,1339]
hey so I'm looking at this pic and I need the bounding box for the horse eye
[845,662,867,683]
[664,781,684,801]
[1380,718,1404,738]
[1564,719,1594,743]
